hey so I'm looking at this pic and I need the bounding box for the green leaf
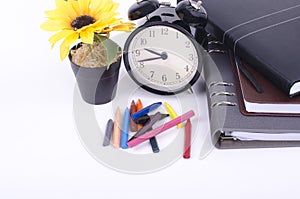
[94,34,120,69]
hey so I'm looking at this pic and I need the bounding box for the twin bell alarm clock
[123,0,207,95]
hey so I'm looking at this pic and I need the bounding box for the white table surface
[1,0,300,198]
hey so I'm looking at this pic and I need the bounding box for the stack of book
[201,0,300,149]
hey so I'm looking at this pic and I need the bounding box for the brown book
[232,57,300,116]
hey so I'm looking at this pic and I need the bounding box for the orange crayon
[136,99,143,130]
[112,107,122,148]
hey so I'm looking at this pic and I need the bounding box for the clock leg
[195,27,208,49]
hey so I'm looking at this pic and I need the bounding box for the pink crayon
[127,110,195,148]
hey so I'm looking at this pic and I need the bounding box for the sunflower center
[71,15,96,30]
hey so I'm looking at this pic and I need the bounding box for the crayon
[129,112,169,141]
[112,107,122,148]
[121,108,130,149]
[183,119,191,159]
[134,113,169,125]
[102,119,114,147]
[149,136,160,153]
[131,102,162,121]
[134,114,151,125]
[136,99,143,130]
[129,100,138,132]
[164,101,183,128]
[128,110,195,148]
[132,112,168,153]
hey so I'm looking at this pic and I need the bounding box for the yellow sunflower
[41,0,135,60]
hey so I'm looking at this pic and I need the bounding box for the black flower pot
[69,44,122,105]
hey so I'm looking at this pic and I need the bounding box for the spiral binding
[208,41,224,45]
[207,35,227,54]
[208,49,227,54]
[219,131,238,141]
[207,36,237,108]
[210,91,235,97]
[212,101,237,108]
[209,82,234,87]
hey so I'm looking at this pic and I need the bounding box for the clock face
[124,23,202,95]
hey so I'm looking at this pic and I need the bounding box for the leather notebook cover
[204,37,300,149]
[231,57,300,117]
[202,0,300,97]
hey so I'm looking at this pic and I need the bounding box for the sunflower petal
[89,0,108,16]
[60,32,79,60]
[70,0,81,16]
[93,0,119,18]
[49,29,75,48]
[65,3,78,20]
[80,29,94,44]
[40,20,69,32]
[78,0,91,15]
[44,9,60,19]
[111,22,136,32]
[55,0,66,8]
[108,1,120,13]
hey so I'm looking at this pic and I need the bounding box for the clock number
[176,73,181,80]
[149,30,155,38]
[135,50,141,57]
[176,32,179,39]
[138,61,145,68]
[162,75,167,82]
[150,71,155,78]
[185,41,191,48]
[161,28,168,35]
[140,38,147,45]
[188,54,194,61]
[185,65,189,72]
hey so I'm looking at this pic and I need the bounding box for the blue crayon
[131,102,162,121]
[121,107,130,149]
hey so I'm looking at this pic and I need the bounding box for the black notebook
[202,0,300,97]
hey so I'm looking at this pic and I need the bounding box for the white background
[1,0,300,198]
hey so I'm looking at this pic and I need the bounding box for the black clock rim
[123,21,202,95]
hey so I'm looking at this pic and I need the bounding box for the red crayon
[130,100,138,132]
[183,119,191,159]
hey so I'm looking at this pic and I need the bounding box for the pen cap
[135,115,151,125]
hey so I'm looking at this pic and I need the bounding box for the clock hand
[144,48,163,57]
[138,57,163,62]
[144,48,169,60]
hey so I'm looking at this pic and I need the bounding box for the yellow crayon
[112,107,122,148]
[163,102,183,128]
